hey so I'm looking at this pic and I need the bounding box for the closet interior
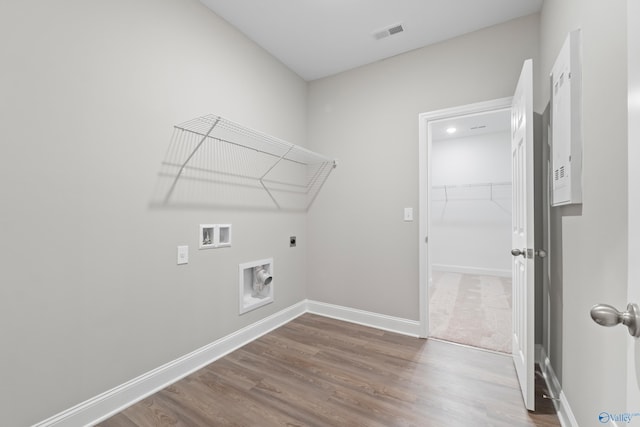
[428,109,513,353]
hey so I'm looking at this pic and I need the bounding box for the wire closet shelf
[154,114,337,211]
[431,181,512,218]
[432,181,511,202]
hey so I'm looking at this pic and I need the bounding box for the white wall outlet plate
[404,207,414,221]
[177,245,189,265]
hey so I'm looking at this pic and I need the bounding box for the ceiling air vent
[373,24,404,40]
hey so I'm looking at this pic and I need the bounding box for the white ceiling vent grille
[373,24,404,40]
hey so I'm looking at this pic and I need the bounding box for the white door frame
[418,97,513,338]
[627,0,640,410]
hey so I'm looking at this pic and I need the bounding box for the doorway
[428,109,512,353]
[418,97,513,343]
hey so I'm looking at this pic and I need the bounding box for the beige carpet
[429,271,512,353]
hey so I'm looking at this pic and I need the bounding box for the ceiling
[431,109,511,141]
[199,0,543,81]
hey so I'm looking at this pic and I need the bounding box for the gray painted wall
[539,0,628,424]
[0,1,309,425]
[430,132,512,275]
[306,14,540,320]
[3,1,628,425]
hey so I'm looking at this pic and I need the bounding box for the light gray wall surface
[3,2,627,425]
[430,132,512,275]
[0,1,309,425]
[539,0,628,424]
[306,14,540,320]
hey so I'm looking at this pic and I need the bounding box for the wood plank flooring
[99,314,561,427]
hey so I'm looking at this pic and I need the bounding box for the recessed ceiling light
[446,127,457,134]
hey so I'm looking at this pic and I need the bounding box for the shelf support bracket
[164,118,220,204]
[258,146,294,209]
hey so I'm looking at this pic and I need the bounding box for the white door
[511,59,535,411]
[627,0,640,409]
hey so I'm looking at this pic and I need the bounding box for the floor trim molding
[539,346,578,427]
[306,300,422,337]
[432,264,511,278]
[33,301,307,427]
[38,300,569,427]
[33,300,421,427]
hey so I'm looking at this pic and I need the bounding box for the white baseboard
[306,300,422,337]
[431,264,511,278]
[33,301,307,427]
[33,300,421,427]
[40,302,585,427]
[535,344,544,365]
[538,347,579,427]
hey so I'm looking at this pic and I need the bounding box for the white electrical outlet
[177,245,189,265]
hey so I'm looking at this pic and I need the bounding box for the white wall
[306,14,539,319]
[539,0,628,425]
[0,1,309,425]
[430,132,512,275]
